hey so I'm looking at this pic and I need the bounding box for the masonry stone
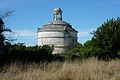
[37,8,78,54]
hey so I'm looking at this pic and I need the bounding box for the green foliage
[8,43,26,54]
[92,18,120,59]
[63,43,83,59]
[81,40,94,58]
[0,19,5,53]
[0,43,54,63]
[0,11,12,53]
[63,18,120,60]
[40,45,54,55]
[8,43,54,55]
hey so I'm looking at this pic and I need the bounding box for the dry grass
[0,58,120,80]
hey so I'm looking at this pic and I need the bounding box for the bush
[0,44,54,66]
[92,18,120,60]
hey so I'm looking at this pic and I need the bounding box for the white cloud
[77,28,95,37]
[78,31,89,37]
[12,30,36,37]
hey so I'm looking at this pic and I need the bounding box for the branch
[0,10,14,19]
[3,28,12,32]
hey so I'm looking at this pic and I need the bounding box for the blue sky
[0,0,120,46]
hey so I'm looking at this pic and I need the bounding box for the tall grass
[0,58,120,80]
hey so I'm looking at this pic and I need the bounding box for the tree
[92,18,120,59]
[0,18,5,53]
[0,11,13,53]
[82,40,94,58]
[62,43,84,59]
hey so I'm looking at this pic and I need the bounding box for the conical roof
[38,8,78,32]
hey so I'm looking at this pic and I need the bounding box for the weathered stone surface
[37,8,78,54]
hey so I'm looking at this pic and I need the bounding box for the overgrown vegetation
[0,58,120,80]
[0,44,55,67]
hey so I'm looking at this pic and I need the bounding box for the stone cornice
[37,36,78,38]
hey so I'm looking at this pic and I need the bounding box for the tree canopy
[92,18,120,59]
[0,11,13,53]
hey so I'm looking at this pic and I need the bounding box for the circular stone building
[37,8,78,54]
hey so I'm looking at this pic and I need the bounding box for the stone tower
[37,8,78,54]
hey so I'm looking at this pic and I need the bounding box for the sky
[0,0,120,46]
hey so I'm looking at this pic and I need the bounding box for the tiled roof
[38,21,77,32]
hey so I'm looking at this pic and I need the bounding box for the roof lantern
[53,8,62,21]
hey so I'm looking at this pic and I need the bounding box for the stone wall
[37,30,77,54]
